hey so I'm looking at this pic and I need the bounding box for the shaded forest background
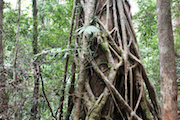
[0,0,179,119]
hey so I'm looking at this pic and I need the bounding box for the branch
[109,45,123,65]
[97,18,123,52]
[85,81,95,101]
[101,36,115,67]
[96,0,108,16]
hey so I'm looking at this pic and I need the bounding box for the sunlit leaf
[85,25,100,34]
[75,25,100,35]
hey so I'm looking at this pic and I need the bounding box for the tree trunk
[65,60,76,120]
[59,1,77,119]
[13,0,21,119]
[73,0,161,119]
[156,0,178,120]
[0,0,8,119]
[30,0,39,119]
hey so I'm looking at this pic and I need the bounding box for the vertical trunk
[13,1,21,119]
[13,0,21,84]
[59,56,69,120]
[59,1,77,119]
[0,0,8,119]
[30,0,39,119]
[32,0,38,55]
[65,60,76,120]
[157,0,178,120]
[73,0,96,119]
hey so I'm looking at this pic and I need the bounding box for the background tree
[30,0,40,119]
[157,0,178,119]
[0,0,8,119]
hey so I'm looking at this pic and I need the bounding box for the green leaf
[75,25,100,35]
[85,25,100,34]
[75,27,85,34]
[35,48,72,57]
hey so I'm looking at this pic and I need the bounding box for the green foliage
[3,0,74,119]
[38,0,72,49]
[133,0,160,98]
[133,0,157,46]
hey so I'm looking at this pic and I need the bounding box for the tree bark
[0,0,8,119]
[72,0,161,119]
[73,0,96,120]
[157,0,178,119]
[30,0,39,119]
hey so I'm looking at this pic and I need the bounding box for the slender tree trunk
[65,60,76,120]
[0,0,8,119]
[30,0,39,119]
[59,56,69,120]
[13,0,21,83]
[59,1,77,119]
[156,0,178,120]
[13,0,21,119]
[73,0,96,119]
